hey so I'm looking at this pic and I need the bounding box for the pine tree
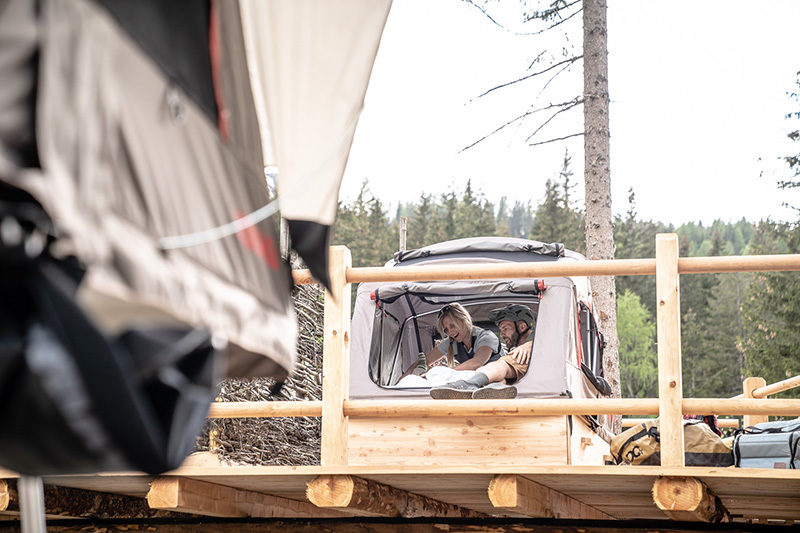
[408,193,434,249]
[617,290,657,398]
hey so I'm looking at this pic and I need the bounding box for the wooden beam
[306,475,484,518]
[207,400,322,418]
[0,481,7,512]
[344,398,660,418]
[17,519,778,533]
[655,233,684,467]
[742,377,769,426]
[293,253,800,286]
[0,479,183,519]
[201,397,800,420]
[321,246,352,466]
[622,417,740,429]
[652,476,728,522]
[488,474,612,520]
[147,477,344,518]
[751,374,800,398]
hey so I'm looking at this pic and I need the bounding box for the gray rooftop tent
[350,237,611,403]
[0,0,390,474]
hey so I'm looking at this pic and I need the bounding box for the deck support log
[147,477,344,518]
[652,477,728,522]
[1,479,182,519]
[306,475,484,518]
[488,474,612,520]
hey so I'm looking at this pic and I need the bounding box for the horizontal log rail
[751,374,800,399]
[732,374,800,399]
[622,417,740,428]
[205,398,800,419]
[207,401,322,419]
[291,253,800,285]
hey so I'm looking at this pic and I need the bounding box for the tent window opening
[370,297,540,389]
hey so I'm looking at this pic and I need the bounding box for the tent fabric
[95,0,217,122]
[1,0,296,377]
[0,213,220,475]
[238,0,392,287]
[394,237,567,263]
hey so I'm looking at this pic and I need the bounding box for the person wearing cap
[429,303,534,399]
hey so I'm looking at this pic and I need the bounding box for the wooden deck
[2,453,797,524]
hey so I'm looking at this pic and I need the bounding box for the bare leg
[476,360,515,383]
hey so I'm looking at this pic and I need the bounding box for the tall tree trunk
[583,0,620,417]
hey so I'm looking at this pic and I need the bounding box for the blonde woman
[421,303,505,372]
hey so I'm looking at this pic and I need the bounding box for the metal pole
[18,476,46,533]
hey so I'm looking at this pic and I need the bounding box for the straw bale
[199,284,324,465]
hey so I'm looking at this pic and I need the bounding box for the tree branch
[529,132,584,147]
[471,55,583,102]
[459,98,583,153]
[524,97,584,142]
[462,0,581,37]
[537,59,578,98]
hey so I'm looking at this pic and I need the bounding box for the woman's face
[441,315,466,343]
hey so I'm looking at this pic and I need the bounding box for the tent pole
[18,476,47,533]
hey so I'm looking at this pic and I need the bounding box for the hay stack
[202,284,324,465]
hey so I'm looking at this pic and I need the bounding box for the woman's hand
[509,340,532,365]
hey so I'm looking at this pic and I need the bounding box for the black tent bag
[0,197,221,475]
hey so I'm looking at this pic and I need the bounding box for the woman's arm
[453,345,492,371]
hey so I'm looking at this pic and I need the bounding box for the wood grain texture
[742,377,768,426]
[321,246,352,466]
[293,254,800,286]
[147,477,344,518]
[488,474,612,519]
[655,234,684,467]
[347,416,569,466]
[652,476,727,522]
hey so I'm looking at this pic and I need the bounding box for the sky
[339,0,800,226]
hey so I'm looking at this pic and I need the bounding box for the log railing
[210,233,800,467]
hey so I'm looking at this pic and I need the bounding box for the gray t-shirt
[436,326,504,365]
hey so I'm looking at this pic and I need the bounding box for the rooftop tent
[349,237,608,401]
[0,0,390,475]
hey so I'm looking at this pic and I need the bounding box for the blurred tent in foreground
[0,0,390,474]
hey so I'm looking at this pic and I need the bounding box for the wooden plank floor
[10,454,797,522]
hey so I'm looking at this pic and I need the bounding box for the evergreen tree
[531,153,584,252]
[332,181,395,267]
[617,290,658,398]
[739,72,800,398]
[740,221,800,398]
[408,193,434,249]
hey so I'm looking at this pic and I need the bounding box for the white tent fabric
[239,0,392,226]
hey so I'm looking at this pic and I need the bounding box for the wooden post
[743,377,768,427]
[321,246,352,466]
[655,234,684,467]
